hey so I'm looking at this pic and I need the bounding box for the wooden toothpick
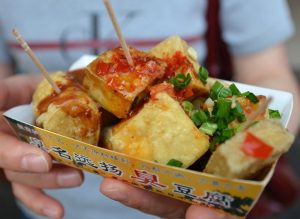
[12,28,61,94]
[241,97,272,131]
[103,0,134,66]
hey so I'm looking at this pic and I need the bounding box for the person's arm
[233,43,300,135]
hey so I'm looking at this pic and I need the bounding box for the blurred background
[287,0,300,80]
[1,0,300,218]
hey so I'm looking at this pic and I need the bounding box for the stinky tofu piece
[149,35,209,96]
[33,71,68,117]
[33,72,101,145]
[84,47,166,118]
[204,119,294,179]
[103,92,209,168]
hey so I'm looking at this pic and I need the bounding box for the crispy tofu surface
[149,36,208,96]
[204,119,294,179]
[33,71,68,117]
[33,72,101,145]
[104,92,209,168]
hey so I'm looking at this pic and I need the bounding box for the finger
[100,178,189,218]
[186,205,233,219]
[5,164,84,189]
[0,114,16,134]
[12,183,64,219]
[0,133,52,172]
[0,74,41,111]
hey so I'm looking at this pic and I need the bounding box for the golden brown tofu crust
[33,72,101,145]
[84,47,167,118]
[204,119,294,179]
[104,92,209,168]
[149,36,209,96]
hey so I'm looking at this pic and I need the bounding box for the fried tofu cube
[204,120,294,179]
[103,92,209,168]
[33,71,69,117]
[84,47,167,118]
[149,35,209,96]
[33,72,101,145]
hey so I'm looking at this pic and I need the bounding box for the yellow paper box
[3,56,293,218]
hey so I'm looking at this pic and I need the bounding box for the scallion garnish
[199,122,218,136]
[167,159,183,167]
[209,136,220,152]
[229,83,241,95]
[232,102,246,122]
[242,91,259,103]
[217,118,228,130]
[210,81,224,100]
[216,98,232,119]
[191,109,208,126]
[237,114,247,123]
[170,73,191,89]
[182,101,194,113]
[269,109,281,119]
[210,81,232,99]
[232,102,243,116]
[221,128,235,140]
[219,87,232,98]
[184,79,279,151]
[198,67,209,85]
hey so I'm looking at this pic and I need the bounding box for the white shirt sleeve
[220,0,294,56]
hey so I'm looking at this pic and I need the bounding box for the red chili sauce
[150,82,193,102]
[149,51,195,101]
[164,51,195,79]
[95,47,166,94]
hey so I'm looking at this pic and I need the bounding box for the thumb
[0,132,52,172]
[186,205,232,219]
[100,178,189,218]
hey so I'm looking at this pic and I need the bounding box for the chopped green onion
[210,81,224,100]
[182,101,194,113]
[219,87,232,98]
[170,73,191,89]
[167,159,183,167]
[216,98,232,119]
[229,83,241,95]
[237,114,247,123]
[247,92,259,103]
[200,122,218,136]
[217,118,227,130]
[242,91,259,103]
[191,109,208,126]
[209,136,220,152]
[232,102,244,116]
[221,128,235,140]
[232,102,246,122]
[198,66,209,85]
[269,109,281,119]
